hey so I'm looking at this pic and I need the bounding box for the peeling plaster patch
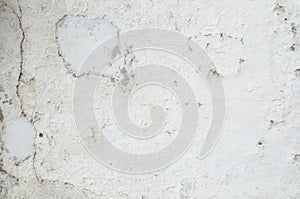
[2,118,35,161]
[56,15,119,75]
[56,15,135,90]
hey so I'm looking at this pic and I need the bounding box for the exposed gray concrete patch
[56,15,119,75]
[2,118,35,162]
[56,15,136,90]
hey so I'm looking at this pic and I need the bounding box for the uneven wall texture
[0,0,300,198]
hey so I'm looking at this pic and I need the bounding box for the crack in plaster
[4,2,26,117]
[0,3,41,192]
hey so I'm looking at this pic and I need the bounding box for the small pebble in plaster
[2,117,35,161]
[240,37,244,45]
[294,154,300,161]
[219,33,224,40]
[295,69,300,77]
[205,43,210,48]
[239,58,245,64]
[290,44,296,51]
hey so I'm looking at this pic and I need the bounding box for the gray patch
[295,69,300,77]
[0,108,3,122]
[111,46,121,59]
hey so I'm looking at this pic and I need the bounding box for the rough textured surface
[0,0,300,198]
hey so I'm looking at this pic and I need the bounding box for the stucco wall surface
[0,0,300,198]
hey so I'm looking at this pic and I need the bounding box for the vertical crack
[5,2,26,117]
[15,4,26,117]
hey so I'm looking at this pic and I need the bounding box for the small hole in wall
[39,133,43,138]
[258,141,263,145]
[295,69,300,77]
[270,120,274,124]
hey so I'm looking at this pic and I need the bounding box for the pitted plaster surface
[0,0,300,198]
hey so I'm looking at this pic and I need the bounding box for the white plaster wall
[0,0,300,198]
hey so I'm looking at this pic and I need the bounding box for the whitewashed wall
[0,0,300,198]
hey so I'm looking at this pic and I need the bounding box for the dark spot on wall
[274,3,285,14]
[111,46,121,59]
[205,43,210,48]
[257,141,264,146]
[290,44,296,51]
[294,154,300,161]
[291,23,297,34]
[208,69,222,77]
[295,69,300,77]
[2,99,13,105]
[240,37,244,45]
[39,133,43,138]
[126,4,131,9]
[220,33,224,40]
[0,108,3,122]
